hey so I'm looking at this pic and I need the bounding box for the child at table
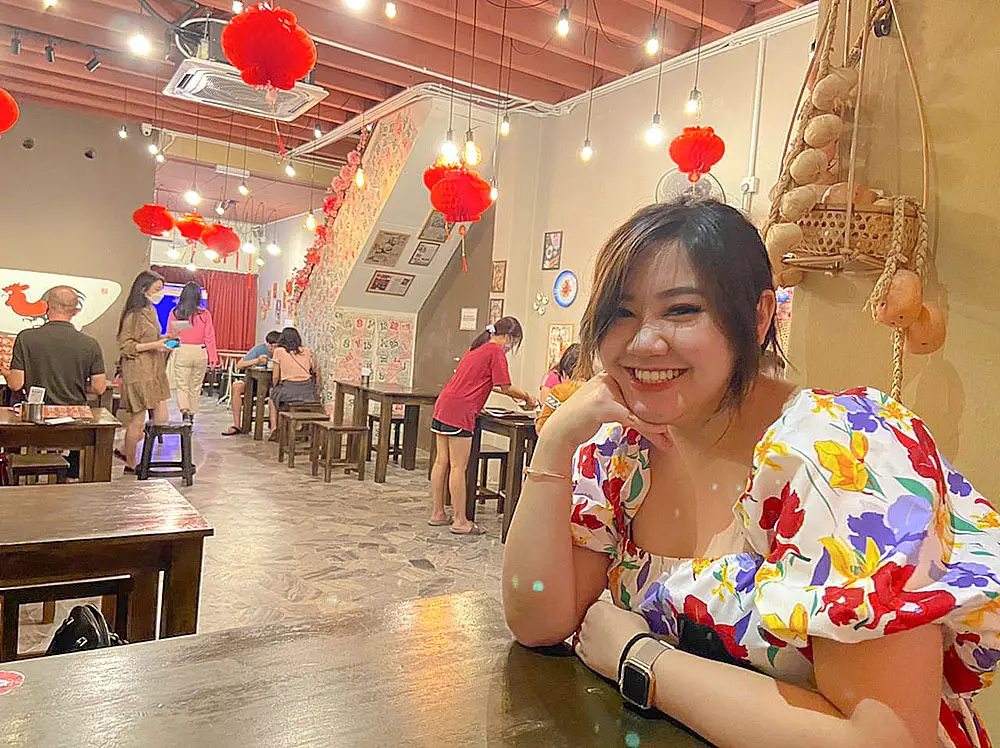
[429,317,537,536]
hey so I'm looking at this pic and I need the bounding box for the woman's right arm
[119,313,167,358]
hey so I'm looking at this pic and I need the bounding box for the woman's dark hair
[277,326,303,354]
[579,199,779,410]
[118,270,163,334]
[174,281,203,321]
[556,343,582,381]
[470,316,523,352]
[265,330,281,345]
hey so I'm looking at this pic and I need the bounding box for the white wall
[254,213,314,338]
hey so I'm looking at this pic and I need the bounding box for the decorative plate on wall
[553,270,578,308]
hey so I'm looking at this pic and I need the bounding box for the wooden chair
[137,422,194,487]
[476,447,508,513]
[277,411,331,468]
[309,422,368,482]
[8,453,70,485]
[366,414,404,464]
[0,576,132,661]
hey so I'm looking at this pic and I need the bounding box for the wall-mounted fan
[655,169,727,204]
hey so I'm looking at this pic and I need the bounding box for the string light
[148,143,159,155]
[645,24,659,56]
[118,124,128,139]
[685,87,702,115]
[215,201,226,216]
[686,0,706,117]
[304,213,318,232]
[354,166,366,188]
[464,129,481,166]
[128,31,151,55]
[345,0,366,10]
[204,249,219,261]
[155,153,165,163]
[42,0,57,8]
[313,123,322,139]
[284,162,296,178]
[384,0,397,18]
[644,113,664,146]
[499,113,510,137]
[580,139,593,162]
[241,242,257,254]
[556,4,570,37]
[489,179,498,202]
[238,182,250,197]
[266,243,282,256]
[441,129,459,162]
[184,187,201,206]
[580,26,597,164]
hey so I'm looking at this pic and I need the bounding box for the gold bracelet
[523,466,572,481]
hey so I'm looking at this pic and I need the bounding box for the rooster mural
[0,271,120,335]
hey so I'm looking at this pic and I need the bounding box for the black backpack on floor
[46,604,127,656]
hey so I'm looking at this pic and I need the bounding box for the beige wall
[0,101,154,367]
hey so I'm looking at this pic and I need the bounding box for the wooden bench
[137,423,194,487]
[7,453,70,485]
[277,411,331,468]
[309,422,367,482]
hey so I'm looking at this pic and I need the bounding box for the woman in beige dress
[117,270,173,472]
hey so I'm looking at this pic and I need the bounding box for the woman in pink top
[166,281,219,423]
[539,342,581,405]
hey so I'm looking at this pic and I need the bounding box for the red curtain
[152,266,258,351]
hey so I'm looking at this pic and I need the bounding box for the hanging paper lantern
[0,88,19,139]
[202,224,241,258]
[176,213,208,244]
[669,126,726,183]
[430,168,493,224]
[132,203,175,237]
[221,4,317,91]
[423,157,455,192]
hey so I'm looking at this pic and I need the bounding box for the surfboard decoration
[0,269,122,335]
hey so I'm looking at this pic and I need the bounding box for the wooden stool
[367,414,404,464]
[477,447,508,513]
[7,453,70,485]
[310,422,367,482]
[138,422,194,487]
[278,411,330,468]
[0,576,132,661]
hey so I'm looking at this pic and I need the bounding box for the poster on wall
[0,269,122,336]
[408,241,440,267]
[366,270,414,297]
[274,299,282,322]
[488,298,504,325]
[542,231,563,271]
[365,231,410,267]
[546,323,575,369]
[491,261,507,293]
[419,211,449,243]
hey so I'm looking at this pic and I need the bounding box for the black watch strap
[618,633,655,682]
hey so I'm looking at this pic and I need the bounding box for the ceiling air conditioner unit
[163,58,327,122]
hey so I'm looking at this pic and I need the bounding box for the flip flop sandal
[221,427,242,436]
[450,523,486,536]
[427,517,452,527]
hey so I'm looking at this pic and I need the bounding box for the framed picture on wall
[419,211,449,243]
[366,270,415,297]
[546,323,575,369]
[488,298,504,325]
[491,260,507,293]
[365,230,410,267]
[408,241,440,267]
[542,231,563,271]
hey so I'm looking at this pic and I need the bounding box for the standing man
[222,330,280,436]
[7,286,107,479]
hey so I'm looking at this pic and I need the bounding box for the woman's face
[597,244,734,427]
[145,280,164,303]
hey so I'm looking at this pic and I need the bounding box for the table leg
[333,386,347,456]
[374,398,392,483]
[127,570,159,642]
[464,424,483,524]
[401,404,420,471]
[92,428,114,482]
[80,444,96,483]
[502,431,529,543]
[253,378,267,441]
[161,540,205,638]
[1,596,18,661]
[241,375,254,433]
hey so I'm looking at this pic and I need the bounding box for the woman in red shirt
[430,317,537,535]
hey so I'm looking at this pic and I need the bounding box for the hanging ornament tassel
[273,118,286,157]
[459,225,468,273]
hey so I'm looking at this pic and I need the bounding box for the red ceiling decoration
[176,213,209,244]
[222,4,318,91]
[132,204,175,237]
[423,156,454,192]
[0,88,19,139]
[669,126,726,183]
[429,167,493,224]
[202,224,242,257]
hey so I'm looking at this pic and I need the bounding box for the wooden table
[0,407,120,482]
[240,365,272,441]
[466,410,538,542]
[0,591,707,747]
[334,380,437,484]
[0,480,214,645]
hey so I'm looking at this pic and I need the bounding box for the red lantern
[132,204,175,237]
[222,4,317,91]
[669,126,726,183]
[202,224,241,257]
[0,88,19,139]
[423,157,454,192]
[176,213,208,244]
[430,168,493,224]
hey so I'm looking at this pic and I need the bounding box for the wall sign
[408,241,440,267]
[546,323,575,369]
[542,231,563,271]
[366,270,414,297]
[488,298,504,325]
[460,307,479,331]
[419,211,449,243]
[364,230,410,267]
[491,261,507,293]
[553,270,578,308]
[0,269,122,335]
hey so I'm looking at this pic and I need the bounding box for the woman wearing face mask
[429,317,537,535]
[117,270,173,473]
[504,200,1000,748]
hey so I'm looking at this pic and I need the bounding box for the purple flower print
[846,495,929,560]
[847,512,896,554]
[597,437,618,458]
[938,561,1000,589]
[734,553,761,593]
[948,471,973,497]
[974,647,1000,671]
[637,581,677,638]
[836,396,881,433]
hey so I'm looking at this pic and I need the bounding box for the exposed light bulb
[42,0,57,8]
[266,243,282,256]
[304,213,318,232]
[580,139,593,162]
[441,129,459,163]
[204,249,219,261]
[284,163,296,178]
[237,182,250,197]
[241,242,257,254]
[184,187,201,206]
[185,262,197,272]
[354,166,366,189]
[255,257,265,267]
[313,124,322,139]
[489,181,499,202]
[644,113,664,147]
[232,0,243,11]
[215,201,226,216]
[167,248,181,260]
[148,143,159,155]
[556,6,570,37]
[155,153,165,163]
[384,0,397,18]
[345,0,367,10]
[118,124,128,140]
[646,26,659,56]
[499,113,511,137]
[685,87,702,115]
[464,132,481,166]
[128,31,151,56]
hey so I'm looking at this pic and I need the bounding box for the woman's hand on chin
[573,599,651,681]
[542,373,671,451]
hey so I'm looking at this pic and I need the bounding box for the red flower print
[888,418,946,498]
[944,647,986,695]
[570,501,605,533]
[682,595,749,660]
[956,632,982,647]
[760,484,805,563]
[812,387,869,398]
[822,586,865,626]
[578,444,598,480]
[865,562,956,634]
[602,476,625,509]
[759,496,782,531]
[625,428,642,446]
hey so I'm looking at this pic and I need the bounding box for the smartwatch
[619,636,673,710]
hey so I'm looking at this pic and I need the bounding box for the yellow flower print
[878,400,908,423]
[963,598,1000,629]
[973,511,1000,530]
[711,560,736,601]
[763,603,810,642]
[755,564,783,587]
[755,427,791,471]
[609,452,631,481]
[815,431,870,492]
[821,536,882,584]
[692,558,713,577]
[811,394,846,418]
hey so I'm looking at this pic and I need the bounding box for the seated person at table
[267,327,320,440]
[429,317,537,536]
[539,342,581,406]
[503,199,1000,748]
[223,330,280,436]
[535,343,585,432]
[7,286,107,479]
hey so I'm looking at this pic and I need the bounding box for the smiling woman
[503,199,1000,748]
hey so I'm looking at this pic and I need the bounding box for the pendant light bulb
[148,143,159,155]
[184,187,201,206]
[284,163,296,178]
[266,243,282,256]
[441,129,459,163]
[167,248,180,260]
[128,31,151,56]
[580,139,593,163]
[255,257,265,267]
[384,0,397,18]
[215,201,226,216]
[155,153,165,163]
[118,124,128,140]
[556,5,570,37]
[644,113,664,147]
[344,0,367,10]
[685,87,702,115]
[489,180,498,202]
[241,242,257,254]
[304,213,318,232]
[232,0,243,12]
[313,124,322,139]
[185,262,197,272]
[645,25,659,56]
[42,0,57,8]
[463,131,481,166]
[238,182,250,197]
[499,113,511,137]
[204,249,219,261]
[354,166,366,189]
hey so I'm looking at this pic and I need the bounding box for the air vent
[163,58,327,122]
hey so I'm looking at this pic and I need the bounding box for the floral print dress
[571,388,1000,748]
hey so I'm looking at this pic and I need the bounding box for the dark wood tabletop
[0,406,120,429]
[0,591,707,747]
[0,406,121,481]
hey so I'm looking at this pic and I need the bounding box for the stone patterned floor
[17,396,505,652]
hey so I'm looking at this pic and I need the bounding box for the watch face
[621,662,651,707]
